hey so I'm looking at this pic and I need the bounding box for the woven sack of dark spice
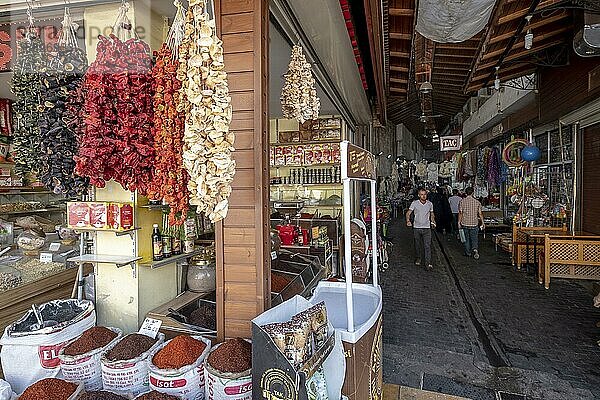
[0,300,95,395]
[135,391,181,400]
[37,16,90,198]
[204,339,252,400]
[148,335,211,400]
[100,333,164,397]
[58,326,122,391]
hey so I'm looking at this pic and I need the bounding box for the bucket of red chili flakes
[17,378,83,400]
[100,333,165,397]
[58,326,122,391]
[148,335,211,400]
[204,339,252,400]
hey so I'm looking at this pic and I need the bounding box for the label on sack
[61,355,103,391]
[205,370,252,400]
[138,318,162,339]
[38,343,66,369]
[102,362,150,395]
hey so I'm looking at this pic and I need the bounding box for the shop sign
[439,135,462,151]
[343,142,376,180]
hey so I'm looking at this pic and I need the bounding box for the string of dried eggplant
[178,0,235,223]
[38,13,89,197]
[281,45,320,123]
[148,2,190,225]
[11,31,46,178]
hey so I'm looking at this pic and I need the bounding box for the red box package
[67,202,91,228]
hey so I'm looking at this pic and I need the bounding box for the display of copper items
[178,0,235,223]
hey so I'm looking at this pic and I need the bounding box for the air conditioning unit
[574,11,600,57]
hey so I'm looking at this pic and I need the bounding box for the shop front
[0,0,384,398]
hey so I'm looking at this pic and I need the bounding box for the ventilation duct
[573,11,600,57]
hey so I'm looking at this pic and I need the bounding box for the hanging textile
[427,162,438,183]
[416,0,496,43]
[487,146,501,187]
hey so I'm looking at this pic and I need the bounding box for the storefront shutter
[582,123,600,234]
[561,97,600,128]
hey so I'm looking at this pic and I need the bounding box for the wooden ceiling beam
[435,44,479,51]
[497,0,560,25]
[391,51,411,58]
[390,65,409,72]
[435,52,476,59]
[390,87,408,93]
[477,38,564,70]
[390,32,412,40]
[468,67,537,91]
[434,65,471,71]
[470,62,531,82]
[481,26,571,61]
[389,8,413,17]
[390,78,408,84]
[433,59,473,66]
[488,12,569,45]
[432,71,469,78]
[434,82,465,88]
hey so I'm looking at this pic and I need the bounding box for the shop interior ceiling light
[419,81,433,94]
[524,15,533,50]
[281,45,320,123]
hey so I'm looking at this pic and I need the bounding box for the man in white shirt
[448,189,462,236]
[406,188,436,270]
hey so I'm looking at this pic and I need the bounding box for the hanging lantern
[521,145,541,162]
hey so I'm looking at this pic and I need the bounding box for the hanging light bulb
[494,66,501,90]
[524,15,533,50]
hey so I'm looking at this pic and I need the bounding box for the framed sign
[439,135,462,151]
[341,141,376,180]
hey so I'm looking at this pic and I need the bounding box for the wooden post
[215,0,270,340]
[544,234,550,289]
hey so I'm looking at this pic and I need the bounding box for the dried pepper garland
[11,32,46,178]
[281,45,320,123]
[38,15,89,197]
[178,0,235,223]
[75,35,155,195]
[147,3,190,225]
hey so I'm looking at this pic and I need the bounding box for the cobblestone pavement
[382,220,600,399]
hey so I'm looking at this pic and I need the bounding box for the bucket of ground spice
[78,391,128,400]
[135,391,181,400]
[18,378,83,400]
[100,333,165,397]
[204,338,252,400]
[148,335,211,400]
[58,326,122,391]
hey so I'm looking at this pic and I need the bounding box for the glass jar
[186,255,216,293]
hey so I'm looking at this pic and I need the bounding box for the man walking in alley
[458,187,485,259]
[406,188,436,270]
[448,189,462,237]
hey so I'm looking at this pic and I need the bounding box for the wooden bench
[538,234,600,289]
[512,225,567,269]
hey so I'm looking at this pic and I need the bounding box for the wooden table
[525,230,595,269]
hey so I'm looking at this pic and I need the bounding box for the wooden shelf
[72,227,141,236]
[67,254,142,268]
[271,183,342,187]
[274,140,341,146]
[139,248,204,269]
[271,163,340,168]
[3,207,63,215]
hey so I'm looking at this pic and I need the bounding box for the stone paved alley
[382,221,600,400]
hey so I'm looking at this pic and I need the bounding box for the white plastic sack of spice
[100,333,165,397]
[0,300,96,395]
[58,327,123,391]
[0,379,16,400]
[204,341,252,400]
[148,336,212,400]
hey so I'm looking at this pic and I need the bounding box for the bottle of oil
[152,224,163,261]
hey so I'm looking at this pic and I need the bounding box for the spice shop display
[67,202,134,231]
[100,333,165,396]
[136,391,180,400]
[178,0,235,223]
[186,253,216,293]
[59,327,122,391]
[75,4,155,195]
[189,301,216,330]
[79,391,128,400]
[11,23,46,178]
[147,2,190,225]
[280,45,320,123]
[0,299,95,394]
[149,335,211,400]
[205,338,252,400]
[0,257,65,292]
[252,297,344,400]
[19,378,81,400]
[0,266,22,292]
[38,9,89,197]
